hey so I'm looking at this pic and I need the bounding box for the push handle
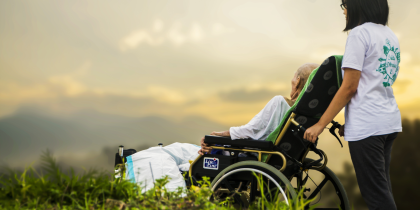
[330,121,343,148]
[331,120,342,128]
[119,145,124,157]
[290,118,324,169]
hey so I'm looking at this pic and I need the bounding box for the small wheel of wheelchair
[293,158,350,210]
[210,161,297,208]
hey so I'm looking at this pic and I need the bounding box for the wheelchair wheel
[293,158,350,210]
[210,161,297,208]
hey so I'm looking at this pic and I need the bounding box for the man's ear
[295,76,301,89]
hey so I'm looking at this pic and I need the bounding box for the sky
[1,0,419,127]
[0,0,419,181]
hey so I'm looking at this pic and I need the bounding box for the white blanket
[125,143,200,192]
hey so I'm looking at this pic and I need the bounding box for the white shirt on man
[342,22,402,141]
[229,96,291,140]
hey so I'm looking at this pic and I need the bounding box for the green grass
[0,151,314,210]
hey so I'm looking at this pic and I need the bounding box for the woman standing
[304,0,401,209]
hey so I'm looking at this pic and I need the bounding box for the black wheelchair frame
[115,56,351,209]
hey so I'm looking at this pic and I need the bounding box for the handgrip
[331,120,342,128]
[330,120,343,148]
[291,118,306,132]
[297,125,306,132]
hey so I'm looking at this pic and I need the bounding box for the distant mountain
[0,108,228,170]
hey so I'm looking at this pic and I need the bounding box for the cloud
[0,65,191,118]
[120,30,164,50]
[0,84,190,119]
[393,79,411,94]
[211,23,235,36]
[0,61,92,110]
[146,86,187,104]
[46,61,92,96]
[219,87,288,103]
[119,20,235,51]
[190,23,203,42]
[48,76,86,96]
[310,48,344,63]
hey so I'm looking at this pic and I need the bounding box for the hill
[0,107,227,172]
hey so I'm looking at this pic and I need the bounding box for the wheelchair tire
[210,161,297,208]
[295,158,350,210]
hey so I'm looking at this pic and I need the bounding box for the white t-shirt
[230,96,291,140]
[342,22,402,141]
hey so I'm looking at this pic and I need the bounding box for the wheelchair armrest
[204,135,274,151]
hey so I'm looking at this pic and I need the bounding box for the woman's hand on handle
[339,125,345,137]
[303,123,325,143]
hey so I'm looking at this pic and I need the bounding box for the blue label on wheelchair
[203,157,219,170]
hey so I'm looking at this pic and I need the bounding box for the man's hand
[198,136,213,155]
[198,130,230,155]
[210,130,230,137]
[304,122,325,143]
[339,125,345,137]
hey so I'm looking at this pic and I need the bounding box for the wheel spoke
[307,177,329,200]
[250,177,257,202]
[302,173,309,186]
[210,163,297,207]
[221,179,243,205]
[320,171,346,209]
[294,159,349,209]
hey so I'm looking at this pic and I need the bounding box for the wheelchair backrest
[265,55,343,177]
[295,56,343,118]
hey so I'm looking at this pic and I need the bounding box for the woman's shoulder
[348,23,370,36]
[350,22,390,36]
[347,23,390,46]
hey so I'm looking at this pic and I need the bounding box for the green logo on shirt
[376,39,400,87]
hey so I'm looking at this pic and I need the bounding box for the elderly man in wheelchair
[115,56,349,210]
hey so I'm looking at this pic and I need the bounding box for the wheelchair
[115,55,350,209]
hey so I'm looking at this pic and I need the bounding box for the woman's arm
[303,68,361,143]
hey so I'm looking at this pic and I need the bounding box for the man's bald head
[296,63,319,90]
[286,62,319,106]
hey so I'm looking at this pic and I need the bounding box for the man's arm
[210,131,230,137]
[230,96,288,140]
[198,96,288,154]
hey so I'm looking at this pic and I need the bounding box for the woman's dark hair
[342,0,389,31]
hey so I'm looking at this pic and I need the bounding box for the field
[0,151,315,210]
